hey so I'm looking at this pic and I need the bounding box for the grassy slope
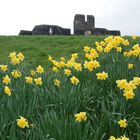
[1,35,140,139]
[0,35,106,68]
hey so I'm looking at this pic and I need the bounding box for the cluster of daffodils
[83,60,100,71]
[124,44,140,58]
[84,46,99,60]
[0,52,25,96]
[2,71,22,96]
[1,52,46,96]
[109,119,129,139]
[116,77,140,100]
[48,53,80,85]
[95,36,129,54]
[48,36,131,86]
[108,135,129,140]
[9,52,24,65]
[83,46,100,72]
[25,65,44,85]
[3,75,11,96]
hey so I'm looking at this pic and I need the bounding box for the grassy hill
[0,35,110,68]
[1,35,140,139]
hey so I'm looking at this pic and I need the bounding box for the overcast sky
[0,0,139,36]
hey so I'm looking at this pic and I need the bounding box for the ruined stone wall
[19,25,70,35]
[19,14,121,36]
[32,25,71,35]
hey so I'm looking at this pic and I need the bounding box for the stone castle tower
[74,14,95,35]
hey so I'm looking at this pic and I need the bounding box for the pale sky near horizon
[0,0,139,36]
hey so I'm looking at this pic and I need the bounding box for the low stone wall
[93,28,121,36]
[108,30,121,36]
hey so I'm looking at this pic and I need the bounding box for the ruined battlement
[74,14,95,35]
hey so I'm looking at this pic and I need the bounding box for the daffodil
[16,116,29,128]
[4,86,11,96]
[31,70,36,76]
[60,57,66,62]
[36,65,44,73]
[96,71,108,80]
[96,45,103,52]
[118,119,128,128]
[9,52,16,59]
[11,70,22,78]
[108,136,116,140]
[52,66,59,72]
[73,63,82,71]
[128,63,134,69]
[54,79,61,87]
[71,53,78,60]
[123,90,135,100]
[64,69,71,76]
[11,57,20,65]
[17,52,24,61]
[3,75,11,85]
[132,77,140,86]
[25,77,33,84]
[0,65,8,72]
[123,39,129,46]
[84,60,100,71]
[74,112,87,122]
[70,76,79,85]
[83,46,90,52]
[116,47,122,52]
[116,79,127,90]
[48,55,53,62]
[34,77,42,85]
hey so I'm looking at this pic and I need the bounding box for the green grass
[0,35,106,68]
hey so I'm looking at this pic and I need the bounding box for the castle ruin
[19,14,121,36]
[74,14,120,36]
